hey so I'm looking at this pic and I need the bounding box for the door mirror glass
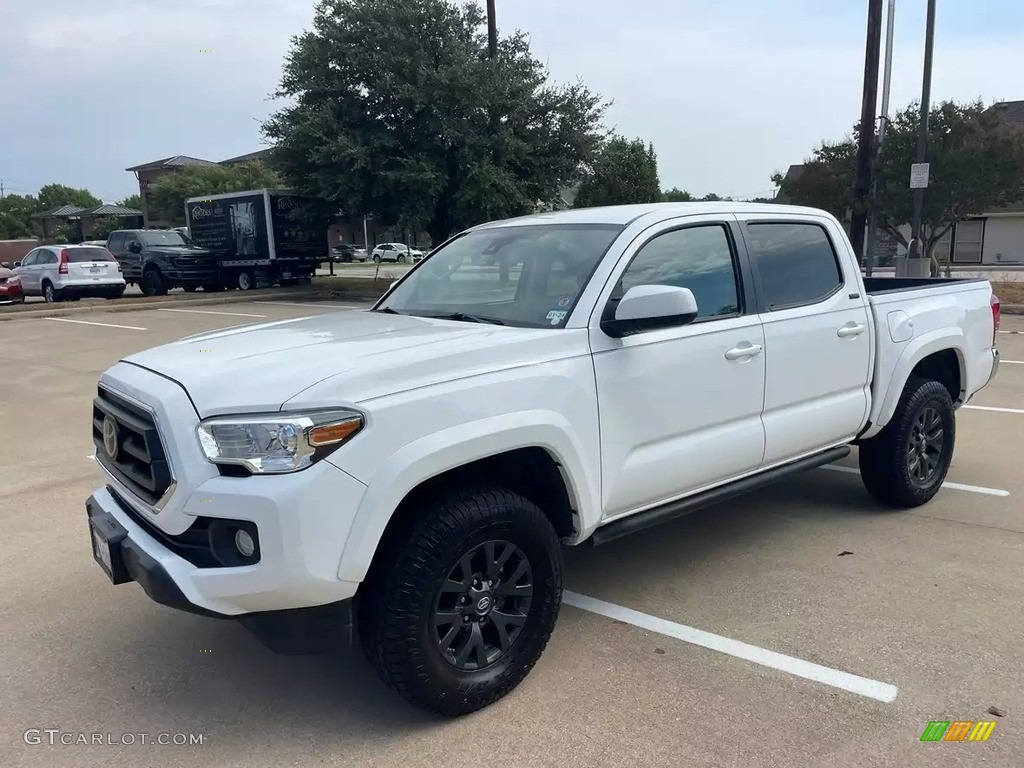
[12,262,21,268]
[602,285,699,338]
[128,242,142,253]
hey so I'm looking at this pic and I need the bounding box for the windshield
[140,231,189,247]
[378,223,623,328]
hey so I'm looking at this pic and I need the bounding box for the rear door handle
[725,343,763,361]
[837,323,866,339]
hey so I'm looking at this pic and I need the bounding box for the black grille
[93,387,173,505]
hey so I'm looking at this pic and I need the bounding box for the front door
[590,218,767,520]
[741,215,872,465]
[18,250,41,293]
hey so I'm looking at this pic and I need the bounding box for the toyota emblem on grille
[102,416,119,460]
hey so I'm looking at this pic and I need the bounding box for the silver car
[14,244,126,303]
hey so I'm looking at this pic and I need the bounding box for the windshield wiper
[374,307,403,315]
[435,312,505,326]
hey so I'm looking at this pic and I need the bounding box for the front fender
[865,329,966,438]
[333,412,600,584]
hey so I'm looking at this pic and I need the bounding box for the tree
[574,137,660,209]
[773,100,1024,274]
[118,194,142,210]
[264,0,607,245]
[662,187,694,202]
[147,162,281,226]
[0,194,41,239]
[90,217,125,241]
[42,223,77,245]
[37,184,101,211]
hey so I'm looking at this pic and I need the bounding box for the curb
[1001,304,1024,316]
[0,289,326,321]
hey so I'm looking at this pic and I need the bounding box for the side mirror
[12,262,21,268]
[129,243,142,253]
[601,285,699,338]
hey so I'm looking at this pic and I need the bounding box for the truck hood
[122,310,586,416]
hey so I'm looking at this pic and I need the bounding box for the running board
[590,446,852,546]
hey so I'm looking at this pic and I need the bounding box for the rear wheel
[141,269,167,297]
[859,376,955,508]
[358,487,562,716]
[106,288,125,300]
[397,254,407,264]
[237,270,254,291]
[182,286,197,293]
[42,281,58,303]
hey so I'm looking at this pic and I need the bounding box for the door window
[107,232,126,252]
[20,251,38,267]
[746,222,842,310]
[616,224,741,320]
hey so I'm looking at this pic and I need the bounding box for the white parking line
[563,591,898,703]
[964,405,1024,415]
[157,308,268,318]
[1003,360,1024,365]
[44,317,147,331]
[260,301,364,309]
[821,464,1009,496]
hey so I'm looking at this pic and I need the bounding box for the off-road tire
[859,376,955,508]
[358,487,563,716]
[141,269,167,297]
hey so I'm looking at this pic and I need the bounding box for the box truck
[184,189,327,290]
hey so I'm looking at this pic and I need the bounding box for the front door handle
[725,343,763,361]
[837,322,866,338]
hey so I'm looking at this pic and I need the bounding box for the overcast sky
[2,0,1023,203]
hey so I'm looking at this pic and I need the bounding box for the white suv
[371,242,423,264]
[15,244,125,302]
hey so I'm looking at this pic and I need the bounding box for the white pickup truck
[86,203,1000,715]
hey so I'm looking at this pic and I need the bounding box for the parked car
[85,203,999,717]
[371,242,423,264]
[330,244,368,263]
[0,263,24,304]
[106,229,219,296]
[13,244,125,302]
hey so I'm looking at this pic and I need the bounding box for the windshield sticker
[552,294,575,309]
[546,310,568,325]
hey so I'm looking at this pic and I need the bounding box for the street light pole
[865,0,896,277]
[907,0,937,277]
[486,0,498,58]
[850,0,884,264]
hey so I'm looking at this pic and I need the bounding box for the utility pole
[849,0,884,263]
[907,0,937,277]
[864,0,896,277]
[486,0,498,58]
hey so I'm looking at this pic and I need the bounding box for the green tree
[43,222,78,245]
[147,162,281,226]
[661,187,694,202]
[90,217,125,241]
[37,184,101,211]
[0,194,42,239]
[574,137,661,208]
[117,194,142,210]
[264,0,606,245]
[773,100,1024,274]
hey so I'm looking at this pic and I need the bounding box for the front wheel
[359,487,562,716]
[141,270,167,297]
[182,286,197,293]
[237,270,254,291]
[859,376,955,508]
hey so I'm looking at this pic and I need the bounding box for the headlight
[196,409,363,474]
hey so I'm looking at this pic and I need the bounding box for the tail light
[991,292,1001,345]
[106,248,121,271]
[58,249,69,274]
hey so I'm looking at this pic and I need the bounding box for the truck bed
[862,276,987,295]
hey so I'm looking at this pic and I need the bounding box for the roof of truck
[470,202,830,230]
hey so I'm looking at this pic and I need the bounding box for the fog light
[234,529,255,558]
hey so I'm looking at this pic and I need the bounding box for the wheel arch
[869,331,966,436]
[336,418,598,585]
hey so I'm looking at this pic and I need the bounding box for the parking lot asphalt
[2,304,1022,767]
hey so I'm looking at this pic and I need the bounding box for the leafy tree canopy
[264,0,607,244]
[38,184,101,211]
[118,194,142,210]
[574,137,660,208]
[147,162,282,226]
[773,100,1024,272]
[662,187,693,202]
[0,194,40,239]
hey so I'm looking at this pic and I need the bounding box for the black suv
[106,230,221,296]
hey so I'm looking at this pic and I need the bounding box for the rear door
[740,214,872,465]
[37,249,60,289]
[65,246,120,283]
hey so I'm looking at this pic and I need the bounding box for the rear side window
[107,232,126,251]
[746,222,842,309]
[618,224,741,319]
[67,247,116,263]
[42,251,59,264]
